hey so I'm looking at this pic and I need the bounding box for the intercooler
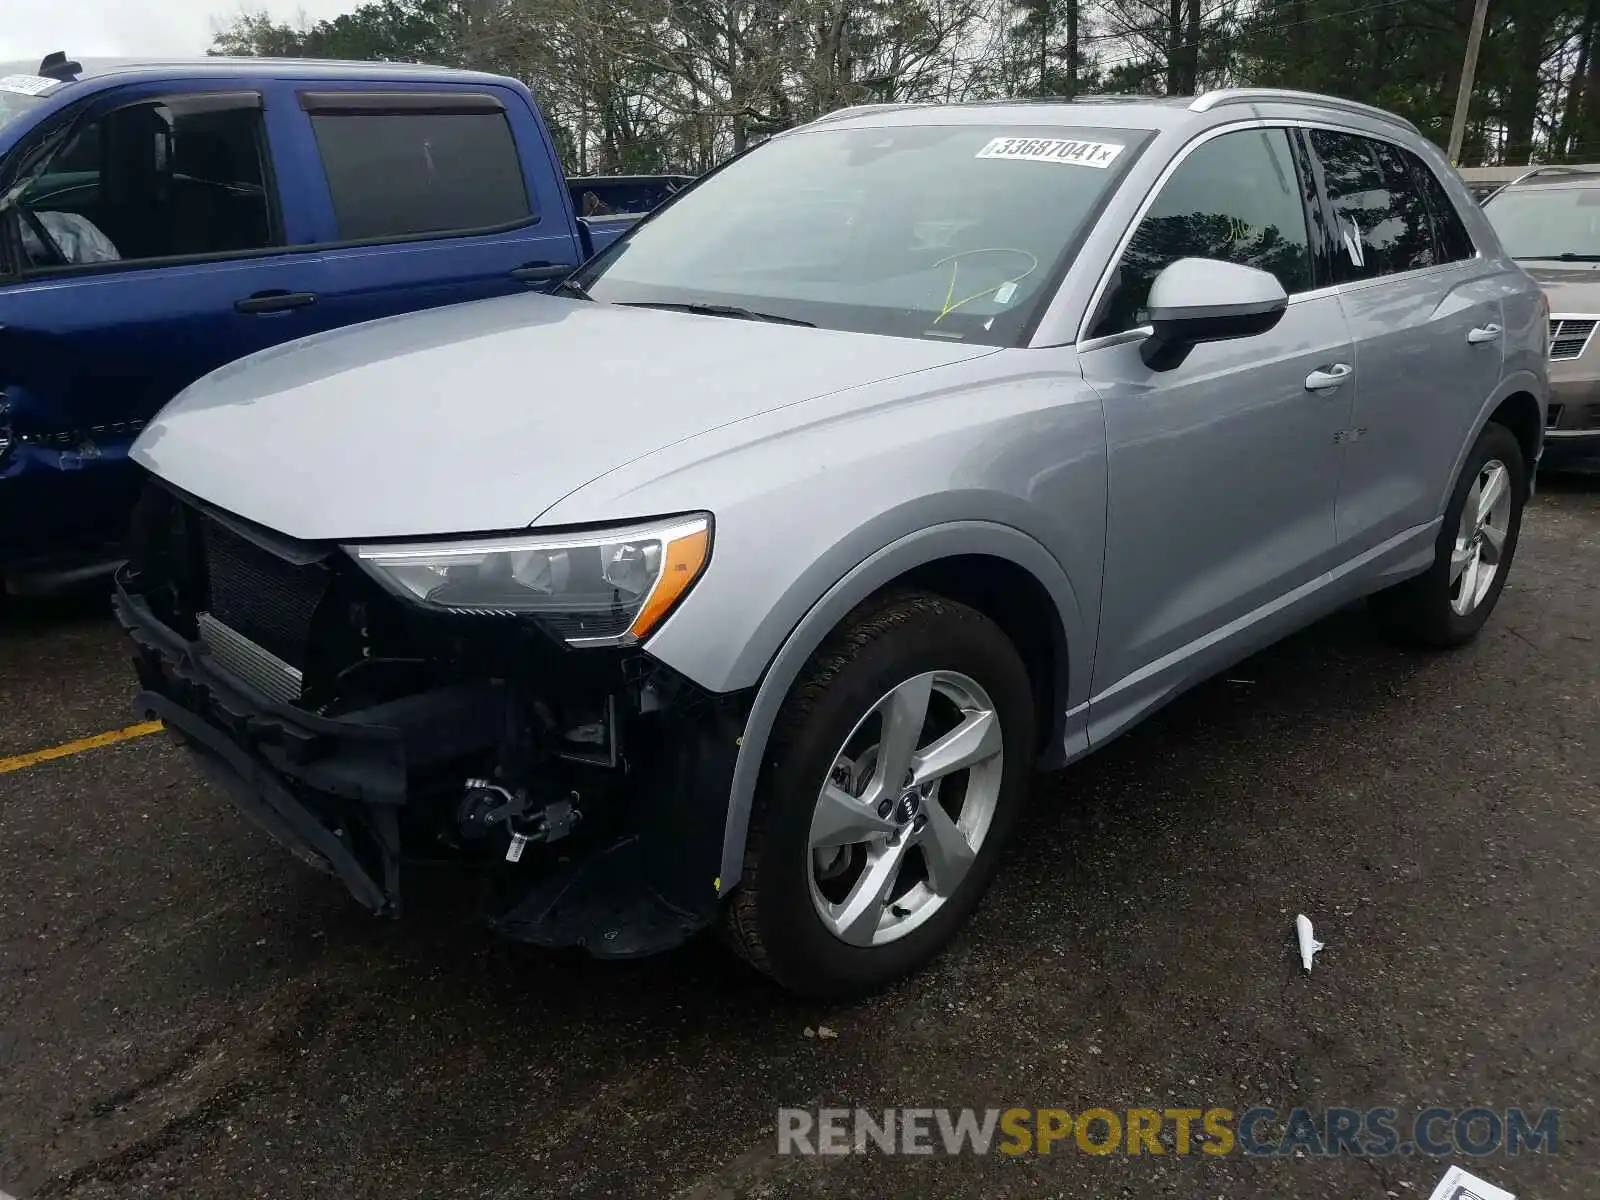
[193,511,330,704]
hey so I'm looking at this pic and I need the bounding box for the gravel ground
[1,479,1595,1200]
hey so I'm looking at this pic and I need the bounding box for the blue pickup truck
[0,53,679,591]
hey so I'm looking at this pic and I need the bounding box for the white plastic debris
[1295,914,1324,972]
[1426,1165,1514,1200]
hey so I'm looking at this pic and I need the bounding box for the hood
[1520,260,1600,311]
[132,293,995,541]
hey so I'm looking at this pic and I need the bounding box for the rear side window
[1309,129,1435,280]
[1091,127,1313,338]
[306,104,531,241]
[1406,153,1476,263]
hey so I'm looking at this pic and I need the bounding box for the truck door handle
[1467,323,1502,345]
[1305,363,1353,392]
[236,290,317,314]
[510,262,577,282]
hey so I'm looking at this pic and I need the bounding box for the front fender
[691,518,1085,892]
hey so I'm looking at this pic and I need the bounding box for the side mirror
[1139,257,1289,371]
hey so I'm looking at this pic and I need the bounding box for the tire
[722,590,1036,997]
[1370,421,1527,649]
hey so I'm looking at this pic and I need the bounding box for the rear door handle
[1305,363,1353,392]
[1467,323,1503,344]
[510,262,577,283]
[235,290,317,314]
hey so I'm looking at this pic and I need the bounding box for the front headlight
[347,514,711,645]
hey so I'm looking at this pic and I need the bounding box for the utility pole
[1447,0,1491,166]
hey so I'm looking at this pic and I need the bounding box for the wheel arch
[1438,371,1546,515]
[1485,388,1544,483]
[713,521,1082,893]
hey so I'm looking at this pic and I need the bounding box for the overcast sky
[1,0,362,62]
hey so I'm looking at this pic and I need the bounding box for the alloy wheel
[806,670,1004,947]
[1450,458,1513,616]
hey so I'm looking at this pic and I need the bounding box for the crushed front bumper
[116,577,506,912]
[113,572,736,957]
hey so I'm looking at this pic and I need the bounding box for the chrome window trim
[1289,284,1341,304]
[1076,325,1153,354]
[1072,115,1486,351]
[1331,254,1483,296]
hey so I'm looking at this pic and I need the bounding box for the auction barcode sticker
[0,74,60,96]
[975,137,1124,168]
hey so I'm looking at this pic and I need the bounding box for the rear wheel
[722,591,1036,997]
[1370,421,1526,648]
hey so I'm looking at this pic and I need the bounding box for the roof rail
[1028,93,1170,105]
[1501,164,1600,188]
[1189,88,1419,134]
[808,102,932,126]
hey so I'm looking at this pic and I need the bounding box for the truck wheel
[1370,421,1527,649]
[722,590,1036,997]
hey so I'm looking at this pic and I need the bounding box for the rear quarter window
[1406,155,1476,262]
[307,106,531,241]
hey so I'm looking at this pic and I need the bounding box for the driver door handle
[1467,323,1503,345]
[1305,363,1353,392]
[511,262,577,282]
[236,290,318,314]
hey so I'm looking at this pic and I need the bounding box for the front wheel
[722,591,1036,997]
[1370,421,1527,648]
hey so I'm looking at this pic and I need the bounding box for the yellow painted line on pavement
[0,720,165,775]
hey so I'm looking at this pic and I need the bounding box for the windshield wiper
[616,301,814,327]
[1514,252,1600,262]
[552,277,593,300]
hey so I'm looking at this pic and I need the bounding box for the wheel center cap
[894,790,922,824]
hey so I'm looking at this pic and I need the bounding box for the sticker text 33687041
[974,137,1125,168]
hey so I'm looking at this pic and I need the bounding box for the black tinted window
[18,94,276,270]
[1092,127,1312,337]
[308,111,530,241]
[1310,129,1434,280]
[1407,152,1475,262]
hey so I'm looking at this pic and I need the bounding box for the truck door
[0,80,326,567]
[282,83,586,330]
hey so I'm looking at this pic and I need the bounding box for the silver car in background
[116,88,1547,997]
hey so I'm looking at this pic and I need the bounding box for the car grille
[1549,317,1598,361]
[195,513,330,699]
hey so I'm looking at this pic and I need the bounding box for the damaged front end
[113,483,746,958]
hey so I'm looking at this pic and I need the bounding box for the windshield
[578,123,1151,346]
[1483,184,1600,260]
[0,73,58,132]
[0,90,46,132]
